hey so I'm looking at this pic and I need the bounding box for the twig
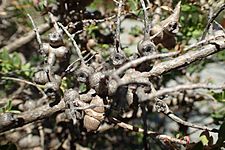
[74,104,110,110]
[112,51,180,77]
[151,0,161,26]
[27,14,43,47]
[167,113,217,132]
[82,14,117,24]
[38,123,45,149]
[201,3,225,40]
[214,20,225,33]
[57,22,84,63]
[0,23,50,53]
[111,117,187,144]
[48,12,61,34]
[2,76,45,95]
[154,99,218,132]
[141,105,148,149]
[140,0,150,40]
[114,0,123,53]
[140,83,225,102]
[184,34,225,51]
[149,21,171,40]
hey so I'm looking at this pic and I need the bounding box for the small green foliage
[79,83,87,93]
[86,24,99,36]
[199,135,209,146]
[129,26,143,37]
[211,106,225,122]
[97,44,110,60]
[211,90,225,103]
[179,4,206,42]
[123,48,133,57]
[0,49,34,78]
[0,49,21,74]
[0,100,20,114]
[186,61,207,74]
[216,50,225,61]
[126,0,139,14]
[211,91,225,122]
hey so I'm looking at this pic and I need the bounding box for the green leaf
[0,49,10,61]
[200,135,209,146]
[211,90,225,103]
[8,110,21,114]
[11,53,21,68]
[5,100,12,111]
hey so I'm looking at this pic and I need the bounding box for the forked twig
[58,22,84,63]
[201,4,225,40]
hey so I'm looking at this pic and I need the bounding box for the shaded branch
[0,23,50,53]
[114,0,123,53]
[140,83,225,102]
[112,51,180,77]
[142,38,225,77]
[57,22,84,63]
[201,3,225,40]
[0,100,65,133]
[154,99,218,132]
[111,117,187,144]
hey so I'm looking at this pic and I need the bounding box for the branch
[154,99,218,132]
[0,23,50,53]
[140,83,225,102]
[0,100,65,133]
[184,34,224,52]
[114,0,123,53]
[27,14,42,47]
[142,38,225,77]
[57,22,84,63]
[140,0,150,40]
[111,117,187,144]
[2,76,45,95]
[112,51,180,77]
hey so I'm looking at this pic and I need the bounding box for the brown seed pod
[63,89,79,105]
[88,71,107,95]
[44,82,61,104]
[33,70,49,84]
[111,52,126,66]
[49,32,64,48]
[83,115,101,132]
[90,95,105,113]
[83,95,105,132]
[137,39,156,56]
[75,65,94,83]
[53,46,69,59]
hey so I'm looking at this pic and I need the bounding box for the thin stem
[58,22,84,63]
[27,14,43,48]
[140,0,149,40]
[2,76,45,95]
[201,4,225,40]
[114,0,123,53]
